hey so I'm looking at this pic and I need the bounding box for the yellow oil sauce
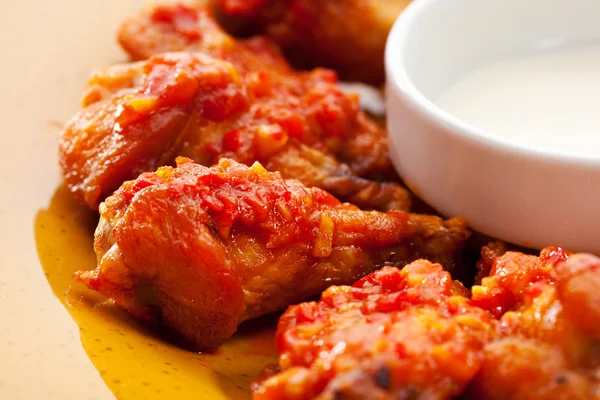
[34,185,278,399]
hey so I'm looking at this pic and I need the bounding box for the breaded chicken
[77,158,469,351]
[211,0,411,85]
[60,5,408,212]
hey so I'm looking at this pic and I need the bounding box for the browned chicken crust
[77,158,469,351]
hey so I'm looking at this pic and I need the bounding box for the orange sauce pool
[34,184,278,399]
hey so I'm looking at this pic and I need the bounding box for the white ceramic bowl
[385,0,600,253]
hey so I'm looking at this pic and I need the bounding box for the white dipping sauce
[436,45,600,155]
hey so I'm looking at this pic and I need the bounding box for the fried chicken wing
[121,4,394,178]
[468,247,600,399]
[211,0,411,85]
[252,261,496,399]
[76,158,469,351]
[60,5,407,212]
[255,246,600,399]
[118,5,291,75]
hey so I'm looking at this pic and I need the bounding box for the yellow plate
[0,1,277,398]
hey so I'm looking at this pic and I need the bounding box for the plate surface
[0,1,277,398]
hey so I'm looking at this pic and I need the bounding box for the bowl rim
[385,0,600,167]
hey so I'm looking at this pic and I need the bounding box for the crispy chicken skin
[252,261,496,399]
[59,5,408,211]
[254,247,600,399]
[76,158,469,351]
[211,0,411,85]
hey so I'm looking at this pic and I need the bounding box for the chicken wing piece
[254,245,600,399]
[467,246,600,399]
[211,0,411,85]
[60,5,407,211]
[116,4,394,175]
[118,4,291,75]
[76,158,469,351]
[251,261,496,399]
[118,6,393,176]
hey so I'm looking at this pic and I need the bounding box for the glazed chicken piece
[211,0,412,85]
[117,5,396,181]
[118,5,292,74]
[252,261,496,399]
[468,246,600,399]
[77,158,469,351]
[59,5,408,211]
[255,245,600,399]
